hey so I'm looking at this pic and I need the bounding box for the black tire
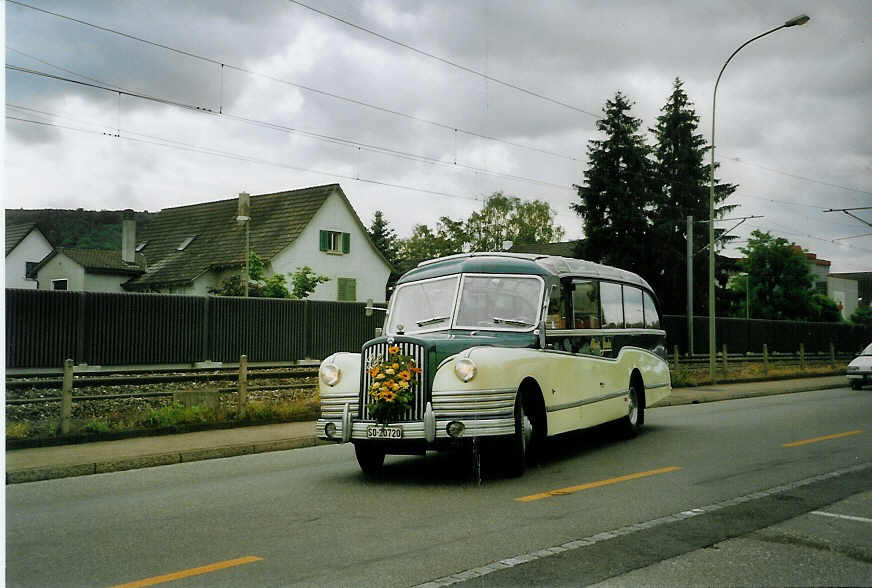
[851,380,862,390]
[620,380,644,438]
[505,394,533,478]
[354,442,386,475]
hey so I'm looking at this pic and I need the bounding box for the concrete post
[722,344,728,371]
[238,355,248,418]
[800,343,806,372]
[61,359,73,434]
[673,345,680,371]
[763,344,769,375]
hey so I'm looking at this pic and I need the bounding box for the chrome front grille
[360,341,427,421]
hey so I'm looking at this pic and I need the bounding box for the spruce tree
[650,78,737,314]
[572,91,655,277]
[367,210,400,269]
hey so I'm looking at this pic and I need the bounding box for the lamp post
[708,14,810,382]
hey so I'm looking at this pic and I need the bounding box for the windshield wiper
[492,317,534,327]
[416,315,449,327]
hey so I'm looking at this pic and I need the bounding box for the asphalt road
[6,386,871,587]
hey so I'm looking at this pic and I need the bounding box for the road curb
[652,378,846,407]
[6,436,318,484]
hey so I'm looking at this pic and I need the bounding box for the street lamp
[708,14,810,382]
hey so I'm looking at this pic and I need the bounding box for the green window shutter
[337,278,357,301]
[342,232,350,254]
[319,230,328,252]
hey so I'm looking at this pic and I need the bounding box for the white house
[5,222,53,289]
[124,184,392,302]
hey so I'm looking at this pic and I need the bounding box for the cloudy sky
[4,0,871,272]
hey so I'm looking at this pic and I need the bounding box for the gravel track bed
[6,376,318,424]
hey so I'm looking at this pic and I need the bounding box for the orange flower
[388,345,400,355]
[398,370,411,381]
[369,366,380,378]
[381,390,396,402]
[410,366,423,374]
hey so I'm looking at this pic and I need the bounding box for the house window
[52,279,68,291]
[337,277,356,301]
[320,230,350,254]
[25,261,38,280]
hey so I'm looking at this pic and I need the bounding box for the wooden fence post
[763,344,769,375]
[799,343,806,372]
[673,345,680,371]
[238,354,248,418]
[61,359,73,434]
[829,341,835,367]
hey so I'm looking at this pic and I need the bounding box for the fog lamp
[319,362,341,386]
[454,358,477,382]
[325,422,337,439]
[446,421,466,438]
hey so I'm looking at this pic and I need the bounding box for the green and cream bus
[317,253,671,476]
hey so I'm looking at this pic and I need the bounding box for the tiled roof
[6,222,38,256]
[125,184,344,289]
[56,248,146,274]
[509,240,583,258]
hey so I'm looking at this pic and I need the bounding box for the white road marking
[412,462,872,588]
[811,511,872,524]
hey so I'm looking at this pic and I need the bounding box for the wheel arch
[630,368,646,424]
[518,376,548,438]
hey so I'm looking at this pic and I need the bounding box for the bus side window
[546,284,566,329]
[572,280,600,329]
[624,286,645,328]
[643,291,661,329]
[600,282,624,329]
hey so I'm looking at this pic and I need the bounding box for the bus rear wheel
[620,380,644,438]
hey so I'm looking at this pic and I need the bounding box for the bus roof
[400,252,653,292]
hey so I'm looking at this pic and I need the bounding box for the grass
[670,361,847,387]
[6,395,320,443]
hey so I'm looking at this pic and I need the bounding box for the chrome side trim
[546,389,628,413]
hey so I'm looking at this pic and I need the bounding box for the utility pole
[687,215,694,356]
[237,192,251,297]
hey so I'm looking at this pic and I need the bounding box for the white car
[847,342,872,390]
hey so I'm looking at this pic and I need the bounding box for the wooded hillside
[5,209,155,250]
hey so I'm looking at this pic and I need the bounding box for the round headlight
[454,358,477,382]
[319,362,341,386]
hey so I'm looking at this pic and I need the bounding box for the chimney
[122,209,136,264]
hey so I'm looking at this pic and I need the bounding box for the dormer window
[177,236,197,251]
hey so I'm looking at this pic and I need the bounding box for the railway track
[6,367,319,391]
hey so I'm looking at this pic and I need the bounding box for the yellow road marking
[782,430,863,448]
[515,466,682,503]
[108,556,263,588]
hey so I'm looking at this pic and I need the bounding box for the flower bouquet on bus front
[367,345,422,424]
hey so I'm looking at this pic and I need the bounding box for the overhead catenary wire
[8,0,867,199]
[286,0,600,119]
[5,0,579,162]
[5,65,573,192]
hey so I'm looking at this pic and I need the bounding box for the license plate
[367,425,403,439]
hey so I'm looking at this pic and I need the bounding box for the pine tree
[650,78,738,314]
[367,210,400,269]
[572,91,655,277]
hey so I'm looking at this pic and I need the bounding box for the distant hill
[5,208,156,250]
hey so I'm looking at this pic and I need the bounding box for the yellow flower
[369,366,380,378]
[398,370,411,381]
[385,368,395,375]
[376,373,385,380]
[391,363,399,369]
[382,390,396,402]
[399,380,409,389]
[388,345,400,355]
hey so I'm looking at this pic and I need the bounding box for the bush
[851,305,872,327]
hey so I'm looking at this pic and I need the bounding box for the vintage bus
[317,253,671,476]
